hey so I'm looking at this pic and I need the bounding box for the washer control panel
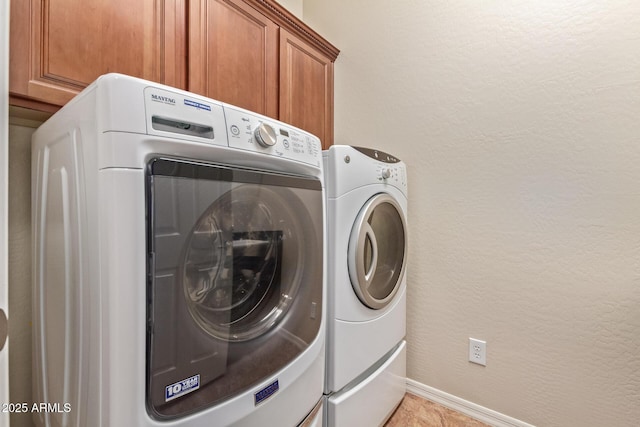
[224,105,321,166]
[144,86,321,167]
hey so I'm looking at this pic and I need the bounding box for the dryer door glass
[348,193,407,310]
[145,158,323,419]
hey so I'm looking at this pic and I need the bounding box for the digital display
[279,129,289,137]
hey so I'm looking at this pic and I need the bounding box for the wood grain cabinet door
[188,0,278,119]
[10,0,187,110]
[279,28,334,149]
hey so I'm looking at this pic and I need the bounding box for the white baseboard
[406,378,536,427]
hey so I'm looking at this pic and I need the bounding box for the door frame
[1,0,12,424]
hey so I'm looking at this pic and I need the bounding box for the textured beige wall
[276,0,303,19]
[8,123,36,427]
[304,1,640,426]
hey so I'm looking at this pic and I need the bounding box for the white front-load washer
[31,73,326,427]
[323,145,408,426]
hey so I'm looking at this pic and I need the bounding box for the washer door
[348,193,407,309]
[146,158,323,419]
[182,185,301,342]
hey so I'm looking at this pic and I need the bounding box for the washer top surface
[323,145,407,198]
[34,73,324,174]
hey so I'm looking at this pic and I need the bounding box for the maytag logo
[151,93,176,105]
[254,380,279,405]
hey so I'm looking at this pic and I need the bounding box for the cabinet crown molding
[246,0,340,60]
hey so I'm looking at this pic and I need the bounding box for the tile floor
[384,393,490,427]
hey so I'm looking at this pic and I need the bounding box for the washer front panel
[146,158,323,419]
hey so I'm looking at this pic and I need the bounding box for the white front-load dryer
[323,145,408,426]
[31,73,326,427]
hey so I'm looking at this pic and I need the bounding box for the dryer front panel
[348,193,407,310]
[145,158,323,420]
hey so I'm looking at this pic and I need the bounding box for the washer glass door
[146,158,323,419]
[348,193,407,310]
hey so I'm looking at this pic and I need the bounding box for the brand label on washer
[150,93,176,106]
[165,374,200,402]
[254,380,279,405]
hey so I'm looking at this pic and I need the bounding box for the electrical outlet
[469,338,487,366]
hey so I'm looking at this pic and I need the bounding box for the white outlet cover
[469,338,487,366]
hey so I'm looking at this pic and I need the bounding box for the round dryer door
[348,193,407,309]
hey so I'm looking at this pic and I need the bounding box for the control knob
[254,122,277,147]
[381,168,392,179]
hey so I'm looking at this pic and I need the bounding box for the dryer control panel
[325,145,408,198]
[352,146,407,189]
[375,163,407,188]
[352,146,401,163]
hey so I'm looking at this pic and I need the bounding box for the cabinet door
[9,0,187,110]
[279,28,334,149]
[188,0,278,118]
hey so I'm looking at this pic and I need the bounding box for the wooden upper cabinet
[9,0,187,111]
[244,0,339,147]
[279,29,334,149]
[188,0,278,118]
[9,0,340,147]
